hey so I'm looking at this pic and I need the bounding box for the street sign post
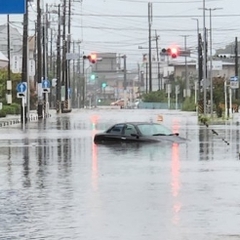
[42,79,50,93]
[16,82,27,97]
[175,85,180,110]
[230,76,239,89]
[42,79,50,117]
[0,0,26,14]
[16,82,27,130]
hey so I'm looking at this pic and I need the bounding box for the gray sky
[1,0,240,66]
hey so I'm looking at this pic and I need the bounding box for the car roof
[114,122,160,126]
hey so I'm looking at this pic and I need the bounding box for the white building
[0,24,35,78]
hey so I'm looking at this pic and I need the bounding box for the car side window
[124,124,137,136]
[107,124,124,134]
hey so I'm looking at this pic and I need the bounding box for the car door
[104,124,125,143]
[122,124,141,142]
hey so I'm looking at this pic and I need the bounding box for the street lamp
[191,18,200,104]
[199,7,223,117]
[191,18,199,36]
[199,3,222,117]
[207,8,223,118]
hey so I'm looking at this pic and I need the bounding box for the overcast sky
[1,0,240,66]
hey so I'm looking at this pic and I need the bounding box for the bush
[2,103,21,115]
[0,109,6,118]
[182,97,196,111]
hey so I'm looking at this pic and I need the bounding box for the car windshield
[137,123,173,136]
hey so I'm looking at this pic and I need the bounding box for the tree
[142,90,167,102]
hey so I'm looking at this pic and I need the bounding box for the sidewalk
[0,111,39,128]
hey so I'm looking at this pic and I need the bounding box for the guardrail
[0,114,40,128]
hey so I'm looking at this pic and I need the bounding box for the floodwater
[0,109,240,240]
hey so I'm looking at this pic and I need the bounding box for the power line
[75,13,240,18]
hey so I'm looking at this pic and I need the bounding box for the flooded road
[0,109,240,240]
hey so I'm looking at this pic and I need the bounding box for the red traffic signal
[89,53,97,63]
[170,47,178,58]
[83,53,97,64]
[161,47,179,58]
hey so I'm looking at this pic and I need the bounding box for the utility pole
[123,54,127,108]
[198,33,203,101]
[82,54,85,108]
[56,4,61,113]
[146,62,148,93]
[155,30,161,90]
[66,0,72,112]
[77,41,81,108]
[148,2,152,92]
[207,7,222,117]
[209,8,213,118]
[21,0,29,124]
[7,14,11,105]
[7,15,10,81]
[203,1,207,115]
[61,0,67,112]
[235,37,238,99]
[192,18,201,103]
[42,3,49,117]
[181,35,190,97]
[37,0,43,119]
[72,41,76,108]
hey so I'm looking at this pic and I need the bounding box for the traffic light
[102,82,107,88]
[216,54,227,58]
[90,73,96,81]
[83,53,97,64]
[161,47,179,58]
[170,47,178,58]
[89,53,97,63]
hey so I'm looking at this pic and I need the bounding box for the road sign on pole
[0,0,26,14]
[16,82,27,98]
[230,76,239,89]
[42,79,50,93]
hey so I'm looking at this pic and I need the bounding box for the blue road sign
[0,0,26,14]
[16,82,27,92]
[230,76,238,81]
[42,79,50,89]
[230,76,239,89]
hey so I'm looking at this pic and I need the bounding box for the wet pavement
[0,108,240,240]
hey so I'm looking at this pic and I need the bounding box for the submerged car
[93,122,188,144]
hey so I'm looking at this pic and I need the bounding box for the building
[88,52,139,101]
[0,24,22,56]
[172,60,235,80]
[0,51,8,68]
[139,53,236,95]
[0,24,35,81]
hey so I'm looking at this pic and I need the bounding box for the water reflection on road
[0,109,240,240]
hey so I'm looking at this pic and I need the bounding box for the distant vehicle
[133,99,142,108]
[94,122,188,144]
[110,99,125,107]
